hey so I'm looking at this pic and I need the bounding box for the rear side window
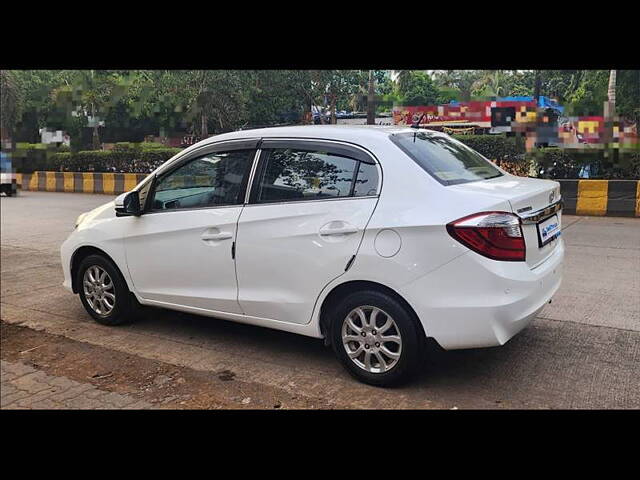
[353,162,378,197]
[390,132,502,185]
[254,148,378,203]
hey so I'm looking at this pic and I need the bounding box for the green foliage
[1,70,23,138]
[615,70,640,124]
[451,134,639,179]
[14,147,181,173]
[433,70,482,101]
[529,147,640,179]
[396,71,440,106]
[451,134,525,161]
[11,142,70,172]
[436,86,460,104]
[7,70,639,152]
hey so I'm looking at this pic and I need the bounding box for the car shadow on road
[105,308,636,408]
[134,306,333,364]
[133,304,526,388]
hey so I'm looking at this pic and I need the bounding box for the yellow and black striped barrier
[13,172,640,218]
[15,172,149,195]
[558,180,640,217]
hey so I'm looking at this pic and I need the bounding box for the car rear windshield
[390,132,503,185]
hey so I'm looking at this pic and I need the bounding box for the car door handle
[319,225,359,236]
[201,232,233,241]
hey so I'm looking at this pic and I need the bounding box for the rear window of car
[390,132,503,185]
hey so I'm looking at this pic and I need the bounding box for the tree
[471,70,510,98]
[49,70,131,149]
[615,70,640,124]
[313,70,362,124]
[188,70,248,136]
[367,70,375,125]
[132,70,250,137]
[0,70,22,145]
[433,70,482,101]
[396,71,440,106]
[244,70,305,126]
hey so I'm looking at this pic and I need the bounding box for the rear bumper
[401,239,564,350]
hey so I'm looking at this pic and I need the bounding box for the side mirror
[115,190,142,217]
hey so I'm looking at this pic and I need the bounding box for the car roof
[195,125,446,150]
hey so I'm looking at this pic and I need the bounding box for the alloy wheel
[83,265,116,316]
[341,306,402,374]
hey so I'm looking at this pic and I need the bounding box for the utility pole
[605,70,617,117]
[604,70,618,172]
[367,70,375,125]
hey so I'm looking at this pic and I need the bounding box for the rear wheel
[76,254,137,326]
[330,290,423,387]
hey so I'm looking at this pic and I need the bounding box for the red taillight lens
[447,212,526,261]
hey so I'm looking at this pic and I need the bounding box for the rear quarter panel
[308,136,515,333]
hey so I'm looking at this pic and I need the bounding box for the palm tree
[395,70,412,94]
[473,70,507,98]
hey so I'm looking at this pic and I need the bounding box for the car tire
[330,290,424,387]
[76,254,137,326]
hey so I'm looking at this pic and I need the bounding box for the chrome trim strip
[243,195,379,208]
[519,200,563,224]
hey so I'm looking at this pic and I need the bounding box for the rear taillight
[446,212,526,261]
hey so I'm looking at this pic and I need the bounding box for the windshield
[390,132,503,185]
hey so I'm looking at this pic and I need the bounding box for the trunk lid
[449,174,562,269]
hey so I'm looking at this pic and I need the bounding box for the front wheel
[76,254,137,326]
[330,290,424,387]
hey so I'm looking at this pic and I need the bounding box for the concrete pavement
[1,191,639,408]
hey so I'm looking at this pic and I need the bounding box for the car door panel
[122,146,257,314]
[235,142,380,325]
[123,208,242,313]
[235,198,378,324]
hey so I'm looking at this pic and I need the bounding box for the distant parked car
[61,126,564,386]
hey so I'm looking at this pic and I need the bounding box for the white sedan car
[61,126,564,386]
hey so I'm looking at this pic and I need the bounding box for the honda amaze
[61,126,564,386]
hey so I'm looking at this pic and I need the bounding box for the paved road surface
[1,191,639,408]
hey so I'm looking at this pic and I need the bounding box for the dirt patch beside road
[1,322,335,409]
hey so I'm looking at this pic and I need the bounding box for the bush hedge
[12,146,182,173]
[527,147,640,179]
[452,134,525,162]
[11,143,71,173]
[48,148,183,173]
[453,135,639,179]
[9,134,639,179]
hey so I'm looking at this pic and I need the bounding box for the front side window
[255,148,362,203]
[151,149,254,210]
[390,132,503,185]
